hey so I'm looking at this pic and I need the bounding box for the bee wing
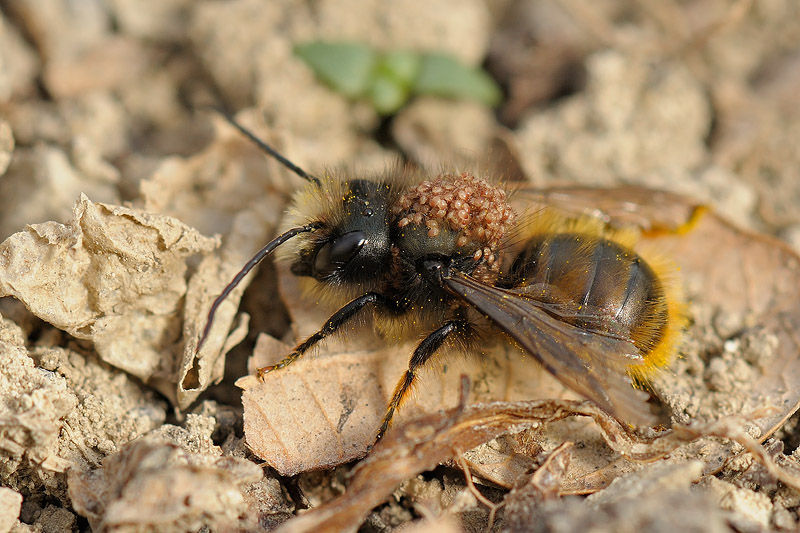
[509,185,699,233]
[443,270,655,426]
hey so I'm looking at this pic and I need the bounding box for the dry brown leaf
[503,441,574,527]
[239,336,385,476]
[275,398,800,533]
[273,395,561,533]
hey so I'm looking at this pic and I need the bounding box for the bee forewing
[509,185,698,232]
[442,271,656,427]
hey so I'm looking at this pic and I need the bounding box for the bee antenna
[214,108,321,187]
[195,223,321,354]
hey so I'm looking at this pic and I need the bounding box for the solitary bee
[198,115,685,439]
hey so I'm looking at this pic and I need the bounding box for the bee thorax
[392,173,515,272]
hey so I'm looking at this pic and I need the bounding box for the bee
[197,114,685,440]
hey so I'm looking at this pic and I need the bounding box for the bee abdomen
[506,234,668,354]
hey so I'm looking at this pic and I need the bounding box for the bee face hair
[280,173,399,291]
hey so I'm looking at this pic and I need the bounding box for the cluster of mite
[394,172,515,273]
[197,115,686,442]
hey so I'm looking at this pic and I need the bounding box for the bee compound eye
[312,230,367,278]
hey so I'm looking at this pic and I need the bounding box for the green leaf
[369,74,408,115]
[294,42,502,114]
[413,53,502,107]
[368,51,421,114]
[377,50,421,88]
[294,41,376,97]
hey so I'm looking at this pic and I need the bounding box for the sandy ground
[2,1,800,531]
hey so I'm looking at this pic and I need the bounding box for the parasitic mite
[196,112,686,440]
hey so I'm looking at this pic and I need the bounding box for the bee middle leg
[257,292,393,377]
[377,319,471,441]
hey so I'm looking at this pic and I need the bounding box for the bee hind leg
[257,292,392,378]
[376,319,471,441]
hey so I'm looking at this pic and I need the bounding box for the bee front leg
[256,292,392,377]
[377,319,471,441]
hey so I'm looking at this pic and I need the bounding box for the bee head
[290,179,393,286]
